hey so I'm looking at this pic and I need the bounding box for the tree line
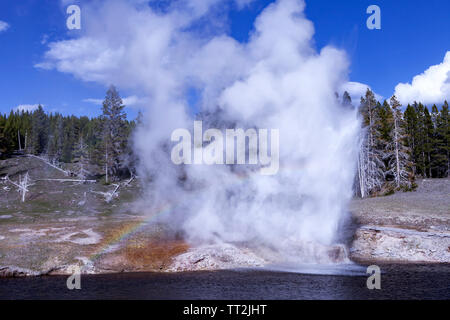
[1,86,449,195]
[0,86,138,182]
[353,89,449,197]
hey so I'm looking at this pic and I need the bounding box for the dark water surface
[1,264,449,300]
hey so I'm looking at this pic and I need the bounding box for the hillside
[0,155,139,219]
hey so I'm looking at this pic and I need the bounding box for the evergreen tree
[84,117,104,166]
[4,110,18,151]
[342,91,353,108]
[61,117,76,163]
[0,100,135,177]
[101,85,128,182]
[412,102,428,177]
[30,105,48,155]
[47,114,64,163]
[423,107,434,177]
[430,105,441,177]
[435,101,449,177]
[0,114,7,156]
[404,104,418,175]
[375,100,393,153]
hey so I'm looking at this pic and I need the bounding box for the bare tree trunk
[422,151,426,178]
[6,172,32,202]
[358,151,365,198]
[411,135,416,175]
[18,130,22,151]
[394,113,401,188]
[27,154,69,176]
[105,146,109,184]
[93,183,120,203]
[447,149,449,177]
[428,152,432,178]
[20,173,29,202]
[36,179,96,183]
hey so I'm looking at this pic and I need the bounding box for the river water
[0,264,449,300]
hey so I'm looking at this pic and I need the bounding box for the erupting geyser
[39,0,361,266]
[134,0,360,265]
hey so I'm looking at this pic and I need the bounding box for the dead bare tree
[357,128,384,198]
[35,179,96,183]
[105,145,109,184]
[386,96,413,189]
[18,130,22,151]
[4,172,34,202]
[73,136,91,179]
[27,154,69,176]
[93,183,120,203]
[124,174,135,186]
[19,173,31,202]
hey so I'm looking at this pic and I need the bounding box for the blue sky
[0,0,450,118]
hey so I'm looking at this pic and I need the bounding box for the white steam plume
[40,0,360,263]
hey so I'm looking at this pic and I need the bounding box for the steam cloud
[41,0,360,262]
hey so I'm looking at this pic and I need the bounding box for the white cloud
[394,51,450,105]
[83,95,143,106]
[340,81,383,104]
[41,34,49,45]
[83,98,103,105]
[0,21,9,33]
[235,0,256,9]
[14,104,41,113]
[123,95,142,106]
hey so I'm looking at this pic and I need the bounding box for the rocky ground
[0,156,448,277]
[349,178,450,264]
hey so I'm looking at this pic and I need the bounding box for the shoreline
[2,260,450,279]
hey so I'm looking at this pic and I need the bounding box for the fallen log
[35,179,96,183]
[26,154,69,176]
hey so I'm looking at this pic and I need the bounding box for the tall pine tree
[30,105,48,155]
[101,85,127,182]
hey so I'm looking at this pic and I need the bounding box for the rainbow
[88,163,303,261]
[89,203,174,261]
